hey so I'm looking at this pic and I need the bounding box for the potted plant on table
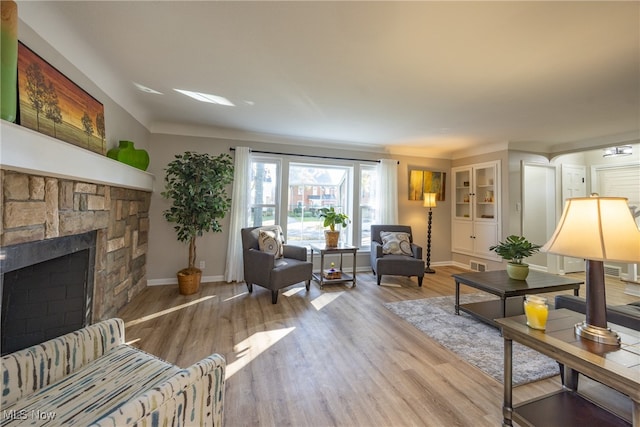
[489,235,542,280]
[162,151,234,295]
[318,206,350,247]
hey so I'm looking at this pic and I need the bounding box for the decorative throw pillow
[380,231,413,256]
[258,226,284,259]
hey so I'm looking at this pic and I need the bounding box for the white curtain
[378,159,398,224]
[224,147,251,282]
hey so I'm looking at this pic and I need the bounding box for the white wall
[147,134,235,282]
[395,154,452,268]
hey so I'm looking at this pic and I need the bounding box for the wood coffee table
[452,270,583,328]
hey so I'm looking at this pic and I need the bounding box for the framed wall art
[408,169,446,201]
[17,41,106,155]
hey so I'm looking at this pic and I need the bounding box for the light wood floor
[117,266,636,427]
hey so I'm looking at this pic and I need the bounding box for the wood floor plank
[117,265,636,426]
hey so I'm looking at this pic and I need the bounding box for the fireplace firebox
[1,231,96,355]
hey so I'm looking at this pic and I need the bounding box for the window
[360,165,379,248]
[287,163,351,248]
[246,155,379,251]
[248,158,280,227]
[593,163,640,227]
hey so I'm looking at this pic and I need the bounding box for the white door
[561,164,587,273]
[522,163,556,269]
[562,165,587,199]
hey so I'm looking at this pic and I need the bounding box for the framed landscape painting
[17,41,106,155]
[408,169,446,201]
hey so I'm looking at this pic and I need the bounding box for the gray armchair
[370,225,425,287]
[241,226,313,304]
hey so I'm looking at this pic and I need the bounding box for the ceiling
[18,1,640,158]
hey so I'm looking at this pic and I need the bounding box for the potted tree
[162,151,234,295]
[489,235,542,280]
[318,206,350,247]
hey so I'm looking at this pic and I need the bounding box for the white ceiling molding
[149,122,389,155]
[550,131,640,156]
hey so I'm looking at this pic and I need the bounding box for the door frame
[560,164,587,273]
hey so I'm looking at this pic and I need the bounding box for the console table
[497,309,639,427]
[309,243,357,289]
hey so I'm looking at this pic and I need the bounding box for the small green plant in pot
[318,206,350,247]
[162,151,234,294]
[489,235,541,280]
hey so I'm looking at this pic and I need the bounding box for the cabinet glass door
[474,165,496,220]
[455,169,472,219]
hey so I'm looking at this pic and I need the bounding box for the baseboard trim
[146,262,461,286]
[623,281,640,297]
[450,261,470,270]
[147,275,224,286]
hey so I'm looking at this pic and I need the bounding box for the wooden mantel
[1,121,154,191]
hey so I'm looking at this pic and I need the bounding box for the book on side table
[323,269,341,280]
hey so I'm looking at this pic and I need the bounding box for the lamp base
[574,321,621,346]
[424,267,435,274]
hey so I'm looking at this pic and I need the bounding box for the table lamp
[541,195,640,346]
[423,192,437,274]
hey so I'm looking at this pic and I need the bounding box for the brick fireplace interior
[1,231,96,355]
[1,170,151,354]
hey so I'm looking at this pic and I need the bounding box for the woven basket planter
[177,267,202,295]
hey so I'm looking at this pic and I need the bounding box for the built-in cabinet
[452,161,501,260]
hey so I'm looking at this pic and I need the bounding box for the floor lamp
[542,195,640,346]
[423,192,437,274]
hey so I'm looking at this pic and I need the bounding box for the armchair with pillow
[370,225,425,287]
[241,225,313,303]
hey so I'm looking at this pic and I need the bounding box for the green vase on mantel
[107,140,150,171]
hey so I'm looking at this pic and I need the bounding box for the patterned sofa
[1,318,225,426]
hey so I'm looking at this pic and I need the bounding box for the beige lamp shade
[423,192,437,208]
[541,196,640,263]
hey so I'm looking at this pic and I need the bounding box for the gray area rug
[383,294,559,386]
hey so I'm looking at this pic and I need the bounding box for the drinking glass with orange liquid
[524,295,548,330]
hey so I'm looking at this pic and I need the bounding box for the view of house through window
[287,164,350,247]
[249,156,379,250]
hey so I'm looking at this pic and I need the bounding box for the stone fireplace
[1,169,151,353]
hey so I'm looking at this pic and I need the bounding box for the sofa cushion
[376,255,425,276]
[1,345,180,426]
[380,231,412,256]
